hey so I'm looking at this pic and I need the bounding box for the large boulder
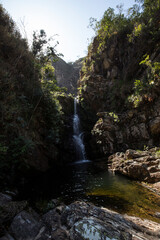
[109,148,160,183]
[9,211,48,240]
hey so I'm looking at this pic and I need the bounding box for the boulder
[0,200,27,231]
[10,211,48,240]
[110,149,160,183]
[70,217,131,240]
[1,201,160,240]
[62,201,160,240]
[150,116,160,135]
[0,193,12,206]
[0,234,15,240]
[103,57,111,70]
[42,208,61,230]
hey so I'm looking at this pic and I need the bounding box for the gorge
[0,1,160,240]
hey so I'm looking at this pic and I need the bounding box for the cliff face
[53,57,83,94]
[78,9,160,155]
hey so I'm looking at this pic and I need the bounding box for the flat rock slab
[1,201,160,240]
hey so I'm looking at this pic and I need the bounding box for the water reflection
[17,160,160,223]
[60,161,160,223]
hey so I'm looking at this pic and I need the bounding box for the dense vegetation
[80,0,160,112]
[0,4,68,188]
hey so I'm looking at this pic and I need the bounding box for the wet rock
[70,217,131,240]
[1,201,160,240]
[62,201,160,240]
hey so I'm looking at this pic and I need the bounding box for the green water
[20,160,160,223]
[59,161,160,223]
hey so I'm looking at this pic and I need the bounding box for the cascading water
[73,97,86,162]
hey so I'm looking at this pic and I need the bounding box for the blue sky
[1,0,136,62]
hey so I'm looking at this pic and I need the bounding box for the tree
[32,29,59,65]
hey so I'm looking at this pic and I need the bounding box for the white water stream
[73,97,88,163]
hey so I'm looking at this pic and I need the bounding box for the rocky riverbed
[109,148,160,195]
[0,192,160,240]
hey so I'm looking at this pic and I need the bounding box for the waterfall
[73,97,86,161]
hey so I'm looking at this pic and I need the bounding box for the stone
[111,66,118,79]
[62,201,160,240]
[0,234,15,240]
[130,126,140,138]
[10,211,44,240]
[150,172,160,182]
[2,201,160,240]
[153,181,160,190]
[0,193,12,206]
[51,228,69,240]
[155,212,160,218]
[70,217,129,240]
[127,163,150,180]
[0,201,27,226]
[108,46,115,59]
[139,123,150,140]
[103,58,111,70]
[109,149,160,183]
[150,116,160,135]
[42,209,60,230]
[125,149,149,159]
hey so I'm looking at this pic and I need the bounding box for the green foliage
[128,23,144,42]
[108,112,119,122]
[128,55,160,108]
[89,5,133,52]
[0,5,66,188]
[140,55,160,85]
[141,0,160,19]
[143,145,149,151]
[155,149,160,158]
[88,0,160,54]
[41,60,58,92]
[32,29,61,63]
[9,137,34,161]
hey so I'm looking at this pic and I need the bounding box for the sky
[1,0,136,62]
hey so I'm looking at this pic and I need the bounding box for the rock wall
[92,98,160,154]
[78,17,160,155]
[53,57,83,94]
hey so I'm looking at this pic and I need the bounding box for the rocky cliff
[53,57,83,94]
[78,7,160,156]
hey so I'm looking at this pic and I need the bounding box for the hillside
[78,1,160,154]
[0,4,74,189]
[53,57,83,94]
